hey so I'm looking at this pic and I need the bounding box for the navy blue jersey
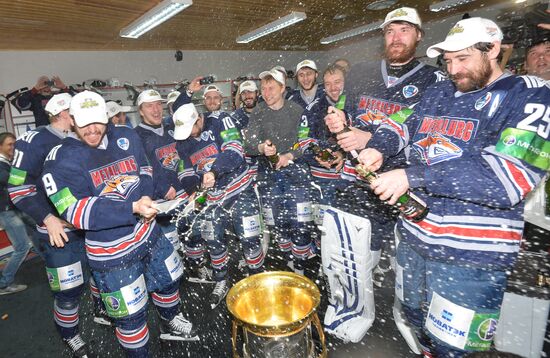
[176,111,252,204]
[8,126,67,224]
[134,123,184,200]
[368,74,550,270]
[342,59,445,180]
[41,125,159,270]
[288,84,326,109]
[230,108,250,131]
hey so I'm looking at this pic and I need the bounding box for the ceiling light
[320,20,383,45]
[366,0,398,10]
[236,11,307,44]
[120,0,193,39]
[429,0,476,12]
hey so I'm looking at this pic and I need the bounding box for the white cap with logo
[427,17,503,58]
[259,69,285,86]
[105,101,132,118]
[172,103,200,140]
[380,7,422,29]
[137,89,165,106]
[239,80,258,94]
[203,85,223,97]
[69,90,108,127]
[166,90,181,105]
[296,59,318,73]
[45,93,72,116]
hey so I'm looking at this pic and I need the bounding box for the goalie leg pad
[321,207,375,343]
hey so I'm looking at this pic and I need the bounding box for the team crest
[402,85,419,99]
[100,174,140,199]
[161,152,180,171]
[117,138,130,150]
[413,133,463,165]
[475,92,492,110]
[356,110,387,126]
[197,158,216,173]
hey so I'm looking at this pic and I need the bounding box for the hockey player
[358,17,549,357]
[134,90,189,252]
[524,35,550,81]
[8,93,109,357]
[203,84,224,113]
[42,91,197,357]
[230,80,258,131]
[173,103,264,308]
[106,101,132,127]
[289,59,325,109]
[243,68,314,275]
[321,7,445,346]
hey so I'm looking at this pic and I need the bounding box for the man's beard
[243,98,257,109]
[450,56,493,92]
[385,42,417,64]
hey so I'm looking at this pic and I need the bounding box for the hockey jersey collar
[138,122,165,136]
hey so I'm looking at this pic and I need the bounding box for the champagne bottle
[355,165,429,223]
[194,188,208,212]
[265,142,279,169]
[310,143,336,162]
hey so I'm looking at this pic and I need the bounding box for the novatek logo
[428,312,466,337]
[477,318,498,341]
[105,296,120,310]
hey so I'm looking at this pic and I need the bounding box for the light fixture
[120,0,193,39]
[429,0,476,12]
[320,20,383,45]
[236,11,307,44]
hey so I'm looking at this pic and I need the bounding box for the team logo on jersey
[413,133,463,165]
[356,110,387,126]
[190,144,219,165]
[197,158,216,173]
[168,130,174,138]
[155,143,180,171]
[475,92,492,111]
[402,85,419,99]
[100,174,140,199]
[358,95,403,114]
[117,138,130,150]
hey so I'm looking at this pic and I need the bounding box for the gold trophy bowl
[227,271,326,358]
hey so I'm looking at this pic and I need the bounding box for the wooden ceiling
[0,0,510,51]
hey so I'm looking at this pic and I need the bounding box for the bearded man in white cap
[289,59,325,108]
[8,92,113,357]
[42,90,198,357]
[357,17,550,357]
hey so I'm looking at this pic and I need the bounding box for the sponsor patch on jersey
[117,137,129,150]
[100,174,140,199]
[402,85,419,99]
[101,275,147,318]
[496,128,550,170]
[413,133,463,165]
[474,92,492,111]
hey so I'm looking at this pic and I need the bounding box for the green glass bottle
[194,189,208,212]
[355,166,429,222]
[265,142,279,169]
[310,143,336,162]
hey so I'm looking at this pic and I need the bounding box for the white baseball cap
[166,90,181,105]
[380,7,422,29]
[259,69,285,86]
[105,101,132,118]
[239,80,258,94]
[172,103,200,140]
[69,90,108,127]
[203,85,223,97]
[45,93,72,116]
[137,89,165,106]
[272,65,287,76]
[296,59,318,73]
[427,17,503,58]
